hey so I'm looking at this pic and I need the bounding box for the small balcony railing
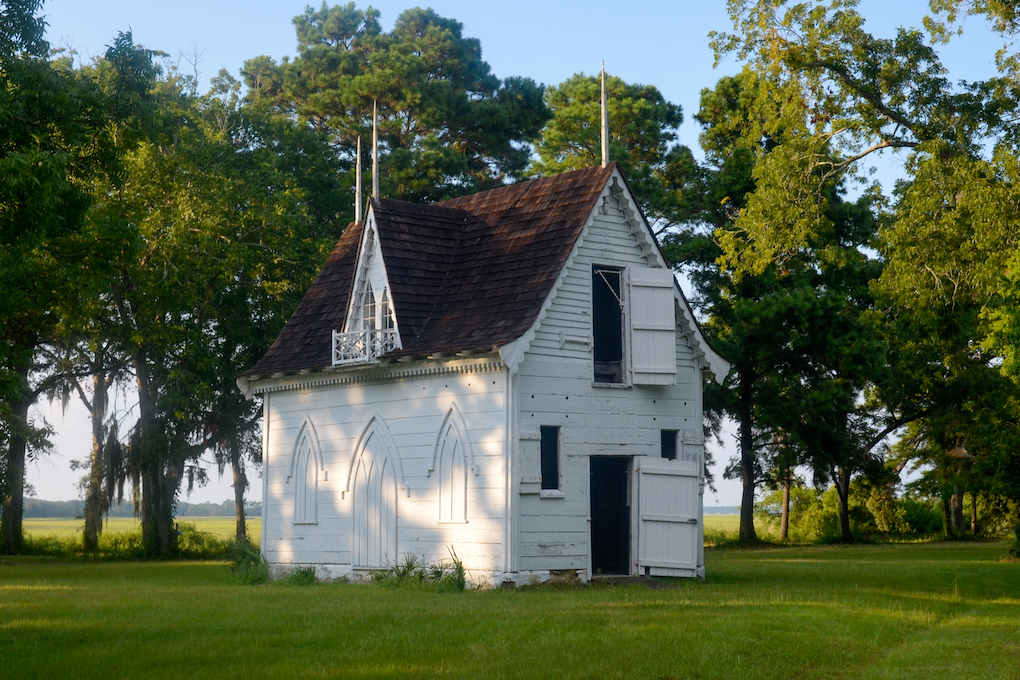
[332,328,399,366]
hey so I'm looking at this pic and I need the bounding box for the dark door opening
[590,456,630,575]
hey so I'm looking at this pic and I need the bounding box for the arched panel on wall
[347,414,404,568]
[428,405,477,524]
[288,419,323,525]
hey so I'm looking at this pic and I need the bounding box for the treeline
[3,0,1020,558]
[20,498,261,518]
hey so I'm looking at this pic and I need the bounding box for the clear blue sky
[30,0,1004,505]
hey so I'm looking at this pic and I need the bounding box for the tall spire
[600,61,609,168]
[372,99,380,199]
[355,135,362,222]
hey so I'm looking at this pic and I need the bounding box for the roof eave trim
[608,166,730,383]
[498,178,612,374]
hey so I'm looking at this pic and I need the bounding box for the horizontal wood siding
[515,187,702,573]
[264,368,506,573]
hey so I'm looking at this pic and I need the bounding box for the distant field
[2,541,1017,679]
[24,517,261,541]
[702,513,739,532]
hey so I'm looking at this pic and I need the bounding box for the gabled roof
[241,163,730,388]
[243,164,615,378]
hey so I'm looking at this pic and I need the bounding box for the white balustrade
[332,328,398,366]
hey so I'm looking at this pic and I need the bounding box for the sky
[28,0,1005,506]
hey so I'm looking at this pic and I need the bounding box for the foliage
[229,536,269,585]
[373,548,466,592]
[243,2,549,203]
[278,565,319,586]
[755,481,946,542]
[533,72,700,231]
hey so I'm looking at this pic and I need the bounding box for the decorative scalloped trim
[249,359,503,395]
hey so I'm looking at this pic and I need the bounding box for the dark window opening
[592,265,624,383]
[540,426,560,490]
[661,430,678,460]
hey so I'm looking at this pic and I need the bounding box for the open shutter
[635,455,701,576]
[628,268,676,385]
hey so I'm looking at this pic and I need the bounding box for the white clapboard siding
[514,179,704,575]
[262,366,507,572]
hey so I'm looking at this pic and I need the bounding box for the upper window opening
[380,289,394,330]
[362,287,377,331]
[592,265,624,383]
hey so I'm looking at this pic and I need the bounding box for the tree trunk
[134,350,179,557]
[0,388,31,554]
[941,493,953,539]
[970,492,978,535]
[230,440,247,542]
[0,358,32,550]
[83,362,108,552]
[951,487,966,535]
[835,466,852,543]
[738,377,757,543]
[780,476,791,541]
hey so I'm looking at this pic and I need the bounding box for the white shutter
[628,268,677,385]
[635,456,700,575]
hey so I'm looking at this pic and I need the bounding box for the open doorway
[590,456,630,575]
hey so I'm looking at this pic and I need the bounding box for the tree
[243,2,549,203]
[533,72,704,233]
[80,60,346,554]
[0,1,113,552]
[710,0,1020,537]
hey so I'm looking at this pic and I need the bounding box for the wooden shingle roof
[243,164,615,378]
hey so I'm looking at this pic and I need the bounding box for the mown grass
[2,541,1017,679]
[23,516,262,541]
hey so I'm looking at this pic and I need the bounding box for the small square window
[540,426,560,490]
[661,430,678,461]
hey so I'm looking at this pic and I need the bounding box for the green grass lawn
[2,541,1017,679]
[23,516,261,541]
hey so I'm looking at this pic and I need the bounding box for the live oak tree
[84,62,344,554]
[0,0,113,552]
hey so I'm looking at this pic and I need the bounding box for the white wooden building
[238,164,728,585]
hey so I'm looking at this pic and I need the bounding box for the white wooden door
[353,432,397,568]
[635,455,700,575]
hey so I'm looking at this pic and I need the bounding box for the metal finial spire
[355,135,362,222]
[601,61,609,168]
[372,99,380,199]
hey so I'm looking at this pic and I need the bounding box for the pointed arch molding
[342,412,409,498]
[427,404,479,477]
[288,418,325,525]
[287,419,325,482]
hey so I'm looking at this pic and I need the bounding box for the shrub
[176,523,232,559]
[229,537,269,585]
[1010,520,1020,558]
[279,565,319,586]
[374,549,465,591]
